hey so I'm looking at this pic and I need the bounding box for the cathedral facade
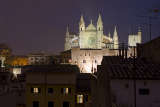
[64,14,119,73]
[64,14,119,51]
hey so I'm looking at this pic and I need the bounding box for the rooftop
[23,64,80,73]
[100,56,160,80]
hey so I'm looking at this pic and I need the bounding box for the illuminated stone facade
[64,14,119,51]
[128,28,142,57]
[128,28,142,47]
[71,48,117,73]
[64,14,119,73]
[28,53,51,65]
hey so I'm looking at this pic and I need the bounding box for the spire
[90,19,93,24]
[66,25,69,36]
[113,26,118,38]
[66,25,69,33]
[79,14,85,31]
[138,26,141,32]
[97,13,103,31]
[138,26,142,43]
[113,26,119,49]
[108,32,111,38]
[79,14,85,26]
[97,13,103,24]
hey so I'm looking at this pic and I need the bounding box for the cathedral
[64,14,119,73]
[64,14,119,51]
[64,14,142,73]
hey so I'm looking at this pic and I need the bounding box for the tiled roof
[109,64,160,80]
[101,56,160,80]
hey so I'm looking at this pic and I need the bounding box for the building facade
[28,53,51,65]
[64,14,119,73]
[95,56,160,107]
[71,48,117,73]
[128,28,142,47]
[137,36,160,63]
[64,14,119,51]
[25,65,92,107]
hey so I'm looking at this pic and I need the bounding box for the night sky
[0,0,160,55]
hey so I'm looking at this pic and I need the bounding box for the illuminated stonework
[71,48,117,73]
[128,28,142,47]
[64,14,119,51]
[64,14,119,73]
[13,68,21,77]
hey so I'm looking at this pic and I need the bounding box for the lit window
[61,88,71,95]
[34,88,39,93]
[31,87,40,94]
[77,94,83,103]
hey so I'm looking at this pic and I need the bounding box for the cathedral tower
[79,15,85,31]
[64,26,71,50]
[79,15,86,48]
[138,27,142,43]
[96,14,103,49]
[113,26,119,49]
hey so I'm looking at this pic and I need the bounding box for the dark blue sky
[0,0,160,54]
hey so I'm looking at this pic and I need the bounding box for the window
[31,87,41,94]
[33,101,39,107]
[84,95,88,102]
[77,94,83,103]
[48,101,54,107]
[61,88,71,95]
[48,88,53,94]
[63,102,70,107]
[83,60,86,63]
[139,88,150,95]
